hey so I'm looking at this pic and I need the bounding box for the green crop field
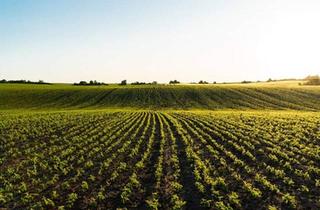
[1,82,320,209]
[1,81,320,110]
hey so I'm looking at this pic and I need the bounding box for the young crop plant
[0,110,320,209]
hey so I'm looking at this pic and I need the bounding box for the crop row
[0,111,319,209]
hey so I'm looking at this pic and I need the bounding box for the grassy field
[1,82,320,209]
[0,81,320,110]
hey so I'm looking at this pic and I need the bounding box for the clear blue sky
[1,0,319,83]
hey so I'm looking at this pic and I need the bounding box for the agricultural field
[0,82,320,110]
[1,110,320,209]
[2,1,320,209]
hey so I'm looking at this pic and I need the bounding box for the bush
[120,80,127,85]
[0,79,50,85]
[74,80,106,86]
[131,81,146,85]
[78,81,87,85]
[198,80,209,84]
[131,81,158,85]
[169,80,180,84]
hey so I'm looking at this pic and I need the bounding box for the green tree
[120,80,127,85]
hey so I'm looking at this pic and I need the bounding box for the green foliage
[74,80,106,86]
[81,181,89,191]
[0,79,50,84]
[268,205,278,210]
[0,110,319,209]
[282,193,297,208]
[67,193,78,207]
[0,82,320,110]
[43,197,55,207]
[120,80,127,85]
[146,193,159,210]
[228,192,240,207]
[169,79,180,84]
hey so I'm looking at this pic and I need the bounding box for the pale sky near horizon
[1,0,320,83]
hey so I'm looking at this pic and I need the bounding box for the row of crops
[1,84,320,110]
[1,111,320,209]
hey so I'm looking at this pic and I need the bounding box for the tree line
[0,79,50,85]
[73,80,107,86]
[2,75,319,86]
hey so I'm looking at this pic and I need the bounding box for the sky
[1,0,320,83]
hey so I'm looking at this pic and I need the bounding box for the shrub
[120,80,127,85]
[169,80,180,84]
[198,80,209,84]
[74,80,106,86]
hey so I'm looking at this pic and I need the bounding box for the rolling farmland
[1,110,320,209]
[0,82,320,110]
[0,82,320,209]
[2,0,320,209]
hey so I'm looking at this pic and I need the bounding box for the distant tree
[74,80,106,86]
[131,81,146,85]
[0,79,50,84]
[152,81,158,85]
[120,80,127,85]
[267,78,273,82]
[198,80,208,84]
[169,80,180,84]
[213,81,217,84]
[304,75,320,85]
[241,80,252,84]
[79,81,87,85]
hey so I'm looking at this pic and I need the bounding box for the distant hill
[0,81,319,110]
